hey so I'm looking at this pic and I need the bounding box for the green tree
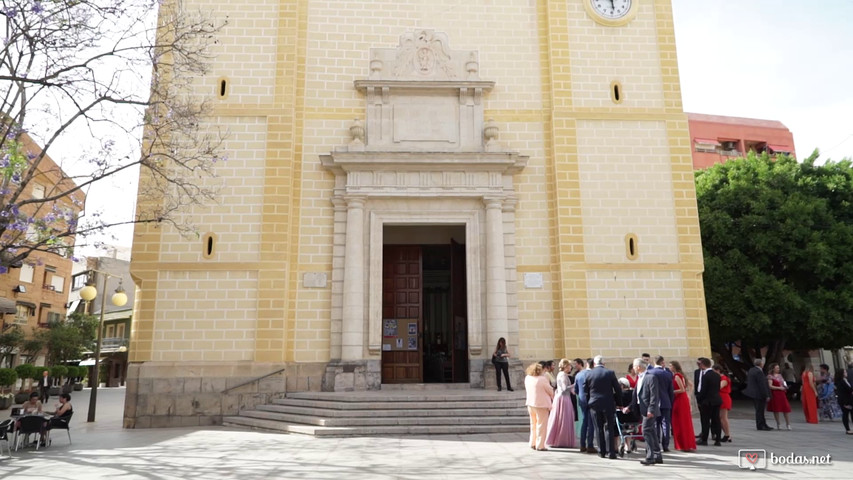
[696,151,853,379]
[38,313,98,365]
[0,327,24,367]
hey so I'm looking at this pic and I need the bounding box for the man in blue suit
[574,358,596,453]
[631,358,663,465]
[646,355,674,452]
[583,355,622,459]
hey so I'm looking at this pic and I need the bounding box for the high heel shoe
[720,435,729,443]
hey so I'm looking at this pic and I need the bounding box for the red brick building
[687,113,796,169]
[0,133,85,367]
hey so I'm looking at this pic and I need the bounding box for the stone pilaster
[341,195,366,361]
[484,196,508,345]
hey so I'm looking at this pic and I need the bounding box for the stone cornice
[320,151,528,175]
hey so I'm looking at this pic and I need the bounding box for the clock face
[591,0,633,19]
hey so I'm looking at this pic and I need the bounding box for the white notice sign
[523,273,543,289]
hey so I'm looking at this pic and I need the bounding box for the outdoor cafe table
[9,412,52,449]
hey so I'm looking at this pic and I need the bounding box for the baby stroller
[615,389,644,457]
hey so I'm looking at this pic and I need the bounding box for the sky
[672,0,853,162]
[77,1,853,251]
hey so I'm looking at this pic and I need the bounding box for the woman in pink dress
[546,358,577,448]
[668,360,697,451]
[766,363,792,430]
[801,364,818,423]
[713,364,733,442]
[525,362,554,451]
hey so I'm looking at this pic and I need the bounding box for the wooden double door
[381,242,467,383]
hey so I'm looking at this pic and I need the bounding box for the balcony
[101,337,129,352]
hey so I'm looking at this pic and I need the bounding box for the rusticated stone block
[150,416,178,428]
[201,377,227,393]
[191,393,223,415]
[184,377,202,393]
[153,378,183,394]
[150,395,176,416]
[179,416,201,427]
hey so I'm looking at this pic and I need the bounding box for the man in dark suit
[647,355,674,452]
[583,355,622,459]
[38,370,51,404]
[630,358,662,465]
[695,357,722,445]
[574,358,597,453]
[742,358,773,431]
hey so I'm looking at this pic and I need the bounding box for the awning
[767,144,792,154]
[0,298,15,314]
[78,358,96,366]
[694,138,721,145]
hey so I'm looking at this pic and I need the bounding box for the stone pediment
[368,29,480,82]
[344,29,498,153]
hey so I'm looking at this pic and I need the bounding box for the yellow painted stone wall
[130,0,709,375]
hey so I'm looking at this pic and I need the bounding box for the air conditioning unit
[720,141,737,151]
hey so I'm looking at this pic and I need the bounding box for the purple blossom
[31,2,44,14]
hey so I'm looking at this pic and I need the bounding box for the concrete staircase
[222,387,529,437]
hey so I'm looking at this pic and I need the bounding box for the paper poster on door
[408,323,417,335]
[383,319,398,337]
[407,337,417,350]
[396,338,403,349]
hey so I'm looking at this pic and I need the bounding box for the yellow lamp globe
[111,287,128,307]
[79,284,97,302]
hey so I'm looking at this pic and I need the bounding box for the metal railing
[221,367,287,394]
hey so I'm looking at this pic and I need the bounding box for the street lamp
[79,272,128,422]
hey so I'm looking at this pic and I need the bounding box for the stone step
[256,404,527,418]
[240,409,529,427]
[285,391,523,403]
[272,397,524,411]
[222,416,529,437]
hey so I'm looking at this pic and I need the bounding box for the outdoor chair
[14,416,46,451]
[47,411,73,447]
[0,419,12,458]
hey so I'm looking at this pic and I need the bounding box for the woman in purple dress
[545,358,577,448]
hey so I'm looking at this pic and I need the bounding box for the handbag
[491,354,499,366]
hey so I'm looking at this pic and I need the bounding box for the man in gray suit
[630,358,662,465]
[742,358,773,431]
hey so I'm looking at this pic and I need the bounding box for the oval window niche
[202,232,218,259]
[216,77,229,99]
[610,81,623,104]
[625,233,638,261]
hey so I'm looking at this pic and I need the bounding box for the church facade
[126,0,710,427]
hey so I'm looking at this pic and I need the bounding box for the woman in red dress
[801,364,819,423]
[713,365,733,442]
[668,360,696,451]
[767,363,792,430]
[625,363,638,389]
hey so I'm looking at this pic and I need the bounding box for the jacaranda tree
[0,0,226,272]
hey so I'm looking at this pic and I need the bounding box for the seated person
[40,393,73,443]
[21,391,43,414]
[49,393,73,425]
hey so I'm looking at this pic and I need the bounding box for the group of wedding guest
[522,350,853,457]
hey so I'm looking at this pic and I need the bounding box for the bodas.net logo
[738,449,767,470]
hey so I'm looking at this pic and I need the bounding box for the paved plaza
[1,387,851,479]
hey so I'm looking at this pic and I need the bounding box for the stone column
[484,196,508,344]
[342,196,366,361]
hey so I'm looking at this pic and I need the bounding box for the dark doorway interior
[381,226,468,384]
